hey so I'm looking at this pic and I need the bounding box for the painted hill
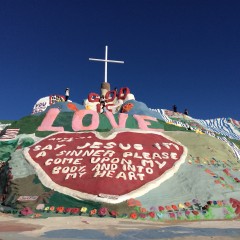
[0,89,240,221]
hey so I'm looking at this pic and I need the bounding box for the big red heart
[24,129,187,203]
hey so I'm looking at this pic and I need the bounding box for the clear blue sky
[0,0,239,121]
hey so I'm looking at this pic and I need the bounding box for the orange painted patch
[122,103,134,113]
[67,103,78,112]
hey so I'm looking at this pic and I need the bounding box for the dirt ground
[0,213,239,240]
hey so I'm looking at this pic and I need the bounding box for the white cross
[89,46,124,83]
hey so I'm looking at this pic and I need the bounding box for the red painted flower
[192,210,199,216]
[109,210,118,218]
[20,207,33,216]
[139,213,146,219]
[130,212,138,219]
[158,206,165,212]
[127,198,142,207]
[165,205,173,211]
[65,208,72,213]
[56,206,65,213]
[71,208,80,214]
[185,210,191,216]
[139,207,147,213]
[184,202,192,207]
[169,212,176,218]
[171,205,178,211]
[89,209,97,216]
[98,207,108,217]
[148,211,155,218]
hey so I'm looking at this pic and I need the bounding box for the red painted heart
[24,129,187,203]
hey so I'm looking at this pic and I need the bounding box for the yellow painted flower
[44,206,50,211]
[80,207,88,213]
[178,203,185,209]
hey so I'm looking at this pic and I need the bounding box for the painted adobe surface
[24,130,187,203]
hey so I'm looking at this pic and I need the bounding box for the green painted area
[0,139,18,161]
[9,114,46,134]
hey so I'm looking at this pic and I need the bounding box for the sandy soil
[0,213,239,240]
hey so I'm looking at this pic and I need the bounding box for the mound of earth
[0,94,240,222]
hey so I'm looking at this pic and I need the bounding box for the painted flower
[150,206,157,212]
[223,208,229,215]
[217,201,223,207]
[36,204,45,210]
[171,205,178,211]
[98,207,108,217]
[44,206,50,211]
[184,202,192,208]
[177,211,182,218]
[207,201,212,205]
[89,209,97,216]
[202,205,209,211]
[139,213,146,219]
[65,208,72,213]
[192,199,199,204]
[158,206,165,212]
[130,212,138,219]
[71,208,80,215]
[56,206,65,213]
[214,180,220,184]
[33,213,42,218]
[139,207,147,213]
[80,207,88,213]
[127,198,142,207]
[213,201,218,205]
[20,207,34,216]
[49,206,55,212]
[169,212,176,219]
[165,205,173,211]
[109,210,118,218]
[222,200,228,205]
[148,211,155,219]
[178,203,185,209]
[192,210,199,216]
[185,210,191,216]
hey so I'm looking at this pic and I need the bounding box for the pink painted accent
[104,112,128,128]
[133,115,158,130]
[38,108,64,132]
[72,110,99,131]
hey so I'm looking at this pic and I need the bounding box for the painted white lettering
[154,161,166,169]
[54,144,66,150]
[146,167,153,174]
[134,144,143,150]
[142,152,151,159]
[104,142,116,149]
[141,159,154,167]
[36,151,46,158]
[119,143,131,150]
[170,152,178,160]
[162,152,169,159]
[45,158,53,166]
[33,145,41,151]
[90,142,103,149]
[123,152,132,158]
[65,173,77,180]
[103,150,115,157]
[42,144,52,151]
[116,171,127,180]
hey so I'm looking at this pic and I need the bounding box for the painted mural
[0,85,240,223]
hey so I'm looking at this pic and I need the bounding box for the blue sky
[0,0,239,121]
